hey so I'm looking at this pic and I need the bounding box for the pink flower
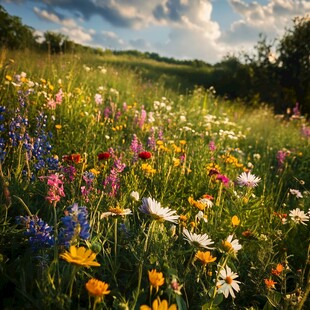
[209,141,216,152]
[216,174,230,187]
[40,173,65,204]
[94,93,103,105]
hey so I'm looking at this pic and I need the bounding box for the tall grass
[0,49,309,310]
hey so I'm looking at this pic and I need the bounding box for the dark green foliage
[0,5,38,50]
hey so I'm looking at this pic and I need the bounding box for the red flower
[202,194,214,200]
[138,151,152,160]
[98,152,110,160]
[62,153,81,163]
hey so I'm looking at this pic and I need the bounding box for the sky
[1,0,309,64]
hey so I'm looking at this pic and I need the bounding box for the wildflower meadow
[0,50,309,310]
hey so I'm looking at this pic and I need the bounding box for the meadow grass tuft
[0,50,309,309]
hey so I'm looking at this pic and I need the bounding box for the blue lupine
[58,203,90,247]
[16,215,55,250]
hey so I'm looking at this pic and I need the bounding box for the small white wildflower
[289,189,303,199]
[130,191,139,202]
[289,208,309,225]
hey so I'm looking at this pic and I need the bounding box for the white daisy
[289,208,309,225]
[222,235,242,254]
[216,265,241,298]
[197,198,213,209]
[237,171,261,188]
[196,211,208,223]
[139,197,179,224]
[182,228,214,249]
[289,189,303,199]
[100,207,132,219]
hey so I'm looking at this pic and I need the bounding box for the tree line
[0,5,309,115]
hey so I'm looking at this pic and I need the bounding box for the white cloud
[33,6,77,28]
[229,0,310,32]
[156,27,226,64]
[94,31,126,49]
[59,27,93,44]
[33,6,59,23]
[220,0,310,57]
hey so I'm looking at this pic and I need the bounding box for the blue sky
[1,0,309,63]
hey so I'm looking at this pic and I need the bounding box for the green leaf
[176,295,188,310]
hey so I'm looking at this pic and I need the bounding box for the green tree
[0,5,37,49]
[245,35,281,110]
[42,31,68,54]
[276,16,310,115]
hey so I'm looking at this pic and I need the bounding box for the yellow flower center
[225,276,233,284]
[222,241,233,252]
[109,207,123,215]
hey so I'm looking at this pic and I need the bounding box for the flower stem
[52,201,60,286]
[114,217,118,266]
[68,265,78,298]
[132,221,156,308]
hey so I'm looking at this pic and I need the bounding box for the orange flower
[271,263,284,276]
[195,251,217,265]
[264,278,277,289]
[179,215,188,221]
[148,269,165,292]
[86,278,110,302]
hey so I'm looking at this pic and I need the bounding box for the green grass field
[0,50,309,310]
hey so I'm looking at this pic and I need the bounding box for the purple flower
[276,150,289,168]
[104,107,111,118]
[139,106,147,129]
[103,153,126,197]
[147,128,156,150]
[130,134,143,162]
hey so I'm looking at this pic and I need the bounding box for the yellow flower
[156,140,164,146]
[85,278,110,302]
[173,158,180,167]
[206,163,220,175]
[55,124,62,130]
[179,140,186,145]
[195,250,217,265]
[5,75,12,81]
[141,163,156,175]
[140,298,177,310]
[188,197,195,205]
[148,269,165,292]
[231,215,240,227]
[59,245,100,268]
[89,168,100,176]
[172,144,182,153]
[179,215,188,221]
[223,154,243,168]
